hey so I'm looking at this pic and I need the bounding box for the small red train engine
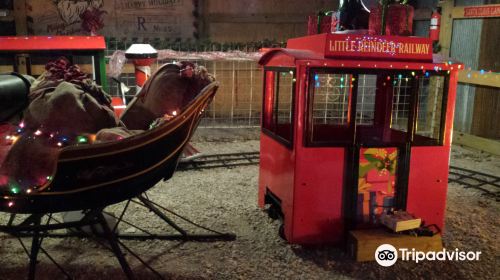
[258,33,462,244]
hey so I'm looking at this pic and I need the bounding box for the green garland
[105,37,286,52]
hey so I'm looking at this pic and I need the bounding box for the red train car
[258,33,462,244]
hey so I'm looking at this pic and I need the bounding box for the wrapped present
[369,4,414,36]
[357,178,372,223]
[357,191,373,223]
[307,12,338,35]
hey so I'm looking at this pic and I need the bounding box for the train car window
[413,75,447,145]
[308,71,353,145]
[312,73,351,125]
[390,75,412,133]
[306,70,448,147]
[262,69,295,147]
[355,74,376,126]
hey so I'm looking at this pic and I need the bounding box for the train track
[177,151,260,170]
[178,152,499,201]
[448,166,500,201]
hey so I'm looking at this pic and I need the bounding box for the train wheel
[278,223,286,241]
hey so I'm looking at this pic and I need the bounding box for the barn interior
[0,0,498,279]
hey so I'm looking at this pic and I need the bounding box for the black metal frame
[0,193,236,280]
[304,68,450,147]
[300,68,451,231]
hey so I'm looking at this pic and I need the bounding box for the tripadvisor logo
[375,244,398,267]
[374,244,482,267]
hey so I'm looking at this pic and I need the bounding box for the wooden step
[349,228,443,262]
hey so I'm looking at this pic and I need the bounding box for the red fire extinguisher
[430,8,441,41]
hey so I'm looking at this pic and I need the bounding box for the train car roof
[0,36,106,52]
[259,33,462,69]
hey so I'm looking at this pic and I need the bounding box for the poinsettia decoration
[359,148,397,193]
[80,7,107,35]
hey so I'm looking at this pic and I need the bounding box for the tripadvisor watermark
[375,244,481,267]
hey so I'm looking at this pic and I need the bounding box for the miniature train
[258,33,461,244]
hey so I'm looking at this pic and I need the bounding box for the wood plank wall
[471,17,500,139]
[203,0,338,42]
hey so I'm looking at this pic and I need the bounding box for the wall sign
[463,5,500,18]
[25,0,196,39]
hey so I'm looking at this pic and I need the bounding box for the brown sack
[120,63,214,130]
[0,81,118,192]
[23,81,117,137]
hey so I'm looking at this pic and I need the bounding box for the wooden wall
[10,0,338,42]
[471,17,500,139]
[202,0,338,42]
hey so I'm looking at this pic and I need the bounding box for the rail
[178,152,499,201]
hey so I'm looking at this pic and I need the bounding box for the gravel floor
[0,128,498,280]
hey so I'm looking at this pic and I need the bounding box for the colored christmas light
[77,136,88,143]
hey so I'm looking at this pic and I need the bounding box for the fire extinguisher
[430,8,441,41]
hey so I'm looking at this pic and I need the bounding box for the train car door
[345,71,415,230]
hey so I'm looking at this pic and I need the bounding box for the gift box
[357,191,374,223]
[307,12,338,35]
[369,4,414,36]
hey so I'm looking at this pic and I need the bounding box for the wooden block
[453,131,500,156]
[380,211,421,232]
[349,229,443,262]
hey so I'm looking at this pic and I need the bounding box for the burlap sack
[23,81,117,136]
[0,81,118,192]
[120,63,213,130]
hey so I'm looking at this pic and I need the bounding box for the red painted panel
[288,34,432,61]
[258,133,295,236]
[0,36,106,51]
[325,34,432,61]
[406,146,450,231]
[287,33,328,55]
[261,52,297,68]
[292,147,345,244]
